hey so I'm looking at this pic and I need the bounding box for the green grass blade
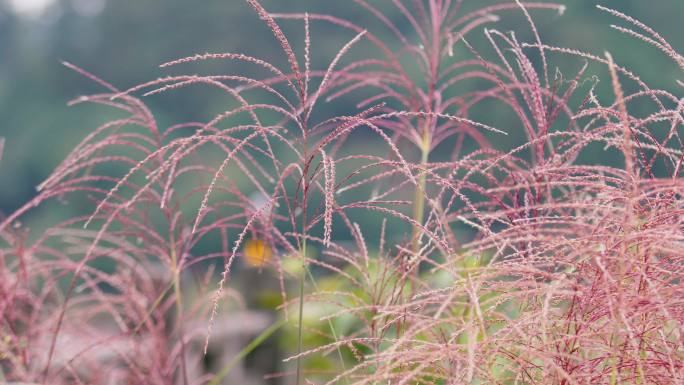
[207,317,286,385]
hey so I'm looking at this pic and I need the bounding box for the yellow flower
[243,238,272,268]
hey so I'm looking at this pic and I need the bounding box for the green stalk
[133,281,174,334]
[295,139,310,385]
[295,236,307,385]
[305,268,348,382]
[207,318,286,385]
[411,128,431,257]
[170,245,189,385]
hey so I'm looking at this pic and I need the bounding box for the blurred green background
[0,1,682,383]
[0,0,682,216]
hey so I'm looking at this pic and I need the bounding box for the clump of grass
[1,1,683,384]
